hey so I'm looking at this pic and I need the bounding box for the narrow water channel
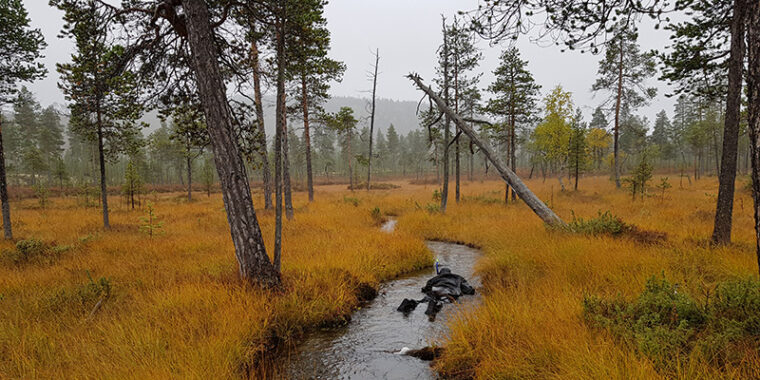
[282,220,481,379]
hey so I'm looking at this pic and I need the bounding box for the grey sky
[22,0,676,126]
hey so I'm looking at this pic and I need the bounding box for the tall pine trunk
[186,149,192,202]
[454,53,460,203]
[282,114,294,220]
[301,75,314,202]
[712,0,747,245]
[0,116,12,239]
[745,0,760,275]
[96,122,109,229]
[613,36,623,188]
[273,15,286,272]
[251,37,273,209]
[182,0,279,287]
[347,130,353,190]
[508,112,516,201]
[511,115,517,200]
[367,50,379,191]
[441,18,450,213]
[469,140,474,181]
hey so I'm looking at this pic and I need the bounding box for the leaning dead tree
[408,73,565,227]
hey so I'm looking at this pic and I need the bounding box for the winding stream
[282,220,481,379]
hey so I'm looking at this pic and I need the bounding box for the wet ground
[282,220,481,379]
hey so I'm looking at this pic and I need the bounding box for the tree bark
[251,37,273,210]
[510,114,517,201]
[273,13,286,272]
[574,152,579,191]
[182,0,279,287]
[469,140,474,181]
[186,145,193,202]
[282,113,294,220]
[508,112,516,202]
[409,74,565,227]
[441,18,450,213]
[301,75,314,202]
[0,116,12,239]
[454,50,460,203]
[367,49,379,191]
[613,36,623,188]
[712,0,747,245]
[745,0,760,275]
[97,124,109,229]
[347,129,353,190]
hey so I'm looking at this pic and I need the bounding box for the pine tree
[486,47,540,202]
[54,0,144,230]
[438,16,452,212]
[284,0,345,200]
[91,0,282,287]
[326,107,358,189]
[374,128,388,173]
[443,17,481,202]
[0,0,46,239]
[661,0,747,245]
[366,49,379,191]
[651,110,674,162]
[313,119,336,179]
[13,87,41,155]
[53,157,67,189]
[200,155,215,197]
[745,0,760,274]
[13,89,45,184]
[123,160,143,209]
[591,25,657,188]
[38,106,66,178]
[167,102,208,202]
[589,106,608,130]
[386,124,400,170]
[568,108,589,190]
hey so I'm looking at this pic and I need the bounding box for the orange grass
[0,189,429,379]
[1,175,758,379]
[394,176,759,379]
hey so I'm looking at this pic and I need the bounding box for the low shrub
[2,239,72,266]
[567,210,626,235]
[45,272,112,315]
[463,194,503,205]
[583,275,760,371]
[343,196,360,206]
[370,207,382,223]
[565,210,667,244]
[347,181,400,190]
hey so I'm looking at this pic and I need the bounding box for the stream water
[282,220,481,379]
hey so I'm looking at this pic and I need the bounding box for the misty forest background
[1,80,739,197]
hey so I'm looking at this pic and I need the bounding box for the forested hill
[256,95,422,137]
[10,95,422,140]
[138,95,423,138]
[324,96,421,135]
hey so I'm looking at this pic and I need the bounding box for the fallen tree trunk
[408,73,565,227]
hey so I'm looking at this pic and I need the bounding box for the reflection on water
[282,220,481,380]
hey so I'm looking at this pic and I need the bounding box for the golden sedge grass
[0,175,758,379]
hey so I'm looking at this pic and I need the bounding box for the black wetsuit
[397,268,475,317]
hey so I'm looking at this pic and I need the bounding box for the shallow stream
[282,220,481,379]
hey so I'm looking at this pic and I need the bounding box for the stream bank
[282,220,481,379]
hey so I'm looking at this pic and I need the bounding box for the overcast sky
[22,0,677,126]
